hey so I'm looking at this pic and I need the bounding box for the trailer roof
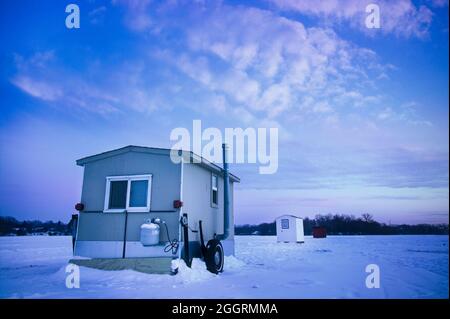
[76,145,240,183]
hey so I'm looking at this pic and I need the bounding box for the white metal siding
[181,162,235,255]
[276,215,304,243]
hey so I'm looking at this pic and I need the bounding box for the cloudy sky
[0,0,448,225]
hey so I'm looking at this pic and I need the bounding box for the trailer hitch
[180,214,192,267]
[198,220,207,258]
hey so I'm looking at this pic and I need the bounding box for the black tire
[205,239,224,274]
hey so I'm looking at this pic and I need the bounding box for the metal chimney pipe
[217,143,230,240]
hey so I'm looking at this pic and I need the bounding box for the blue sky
[0,0,448,224]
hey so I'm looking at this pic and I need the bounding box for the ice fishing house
[276,215,305,243]
[70,145,239,274]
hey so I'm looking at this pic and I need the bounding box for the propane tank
[140,219,160,246]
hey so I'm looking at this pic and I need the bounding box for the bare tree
[362,213,374,223]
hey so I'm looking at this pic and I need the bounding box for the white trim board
[103,174,152,213]
[75,241,175,258]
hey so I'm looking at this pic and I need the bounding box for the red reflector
[173,200,183,209]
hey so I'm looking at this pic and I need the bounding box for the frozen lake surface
[0,235,448,298]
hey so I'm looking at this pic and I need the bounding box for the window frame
[211,173,219,208]
[103,174,152,213]
[281,219,289,229]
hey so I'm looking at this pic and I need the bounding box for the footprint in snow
[314,249,332,253]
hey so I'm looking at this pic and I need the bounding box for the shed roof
[276,214,303,220]
[76,145,240,183]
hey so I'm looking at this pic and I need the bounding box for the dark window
[281,219,289,229]
[211,174,218,206]
[129,180,148,207]
[212,190,218,205]
[108,180,127,209]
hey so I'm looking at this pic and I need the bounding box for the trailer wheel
[205,239,224,274]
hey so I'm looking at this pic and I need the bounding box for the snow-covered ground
[0,235,447,298]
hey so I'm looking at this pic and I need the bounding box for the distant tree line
[235,214,449,236]
[0,216,71,236]
[1,214,448,237]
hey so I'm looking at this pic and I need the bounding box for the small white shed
[276,215,304,243]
